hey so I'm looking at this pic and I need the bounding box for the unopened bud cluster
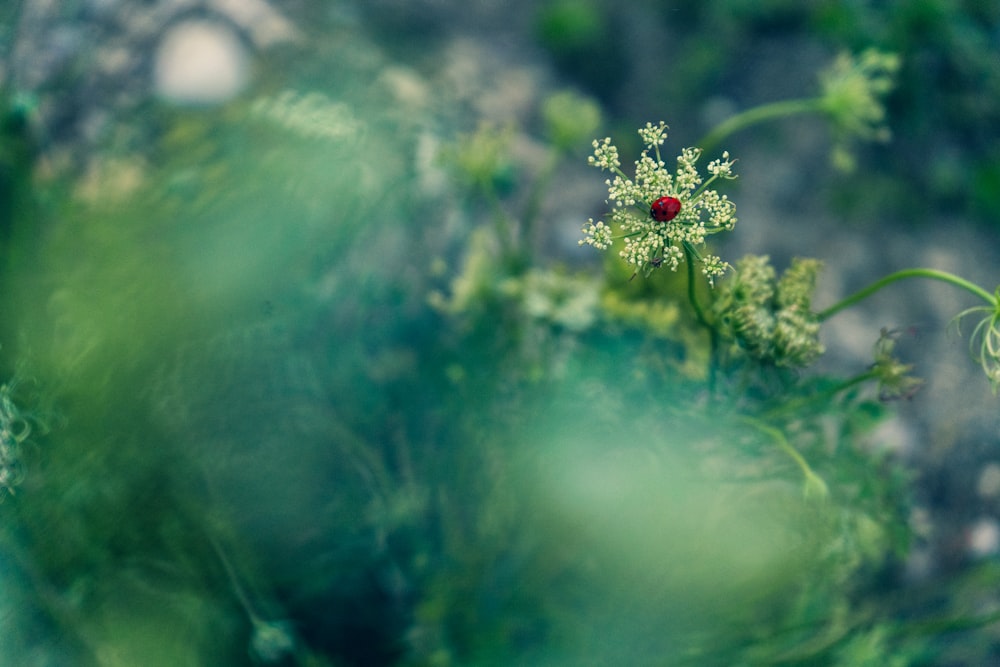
[713,255,825,367]
[581,122,737,283]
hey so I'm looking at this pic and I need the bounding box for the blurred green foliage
[0,89,916,663]
[535,0,628,102]
[1,4,999,666]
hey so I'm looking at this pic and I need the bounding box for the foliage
[1,21,999,667]
[429,49,999,665]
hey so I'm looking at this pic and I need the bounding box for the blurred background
[2,1,1000,665]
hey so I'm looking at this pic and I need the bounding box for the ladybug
[650,196,681,222]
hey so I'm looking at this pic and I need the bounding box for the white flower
[579,219,613,250]
[700,255,730,287]
[587,137,620,170]
[707,151,736,178]
[637,120,669,147]
[580,123,738,281]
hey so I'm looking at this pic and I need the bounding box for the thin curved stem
[818,268,996,321]
[699,98,826,152]
[208,531,263,624]
[739,417,828,500]
[761,370,878,420]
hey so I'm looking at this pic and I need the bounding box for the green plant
[4,30,997,663]
[699,48,900,171]
[578,55,998,493]
[429,48,998,665]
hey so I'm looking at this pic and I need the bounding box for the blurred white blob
[967,517,1000,559]
[154,20,250,105]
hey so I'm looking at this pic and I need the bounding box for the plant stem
[522,147,563,261]
[683,244,708,328]
[208,530,263,624]
[482,186,520,268]
[740,416,828,500]
[684,243,719,393]
[904,605,1000,638]
[699,98,826,152]
[761,370,878,420]
[818,268,996,321]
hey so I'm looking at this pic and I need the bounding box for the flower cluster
[818,49,900,170]
[580,122,737,283]
[713,255,825,368]
[871,329,924,401]
[251,90,362,141]
[505,269,601,333]
[953,290,1000,394]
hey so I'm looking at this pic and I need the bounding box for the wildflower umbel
[952,286,1000,395]
[871,328,924,401]
[580,122,737,283]
[818,49,900,171]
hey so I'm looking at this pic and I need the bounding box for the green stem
[684,243,719,393]
[699,98,826,152]
[818,268,996,321]
[761,370,878,420]
[904,605,1000,638]
[739,417,828,500]
[481,185,521,268]
[689,171,721,203]
[522,147,563,261]
[684,243,709,328]
[208,531,264,624]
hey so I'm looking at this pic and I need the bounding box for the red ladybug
[650,196,681,222]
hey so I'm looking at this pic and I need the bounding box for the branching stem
[818,268,996,321]
[761,370,878,420]
[699,98,826,152]
[739,416,828,500]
